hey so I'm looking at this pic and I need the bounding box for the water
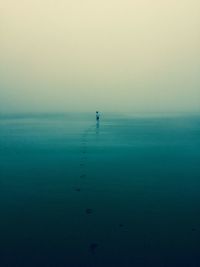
[0,113,200,267]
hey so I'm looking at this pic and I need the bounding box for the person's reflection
[96,120,100,135]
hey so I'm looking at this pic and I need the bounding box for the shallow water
[0,113,200,267]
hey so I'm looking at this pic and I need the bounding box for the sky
[0,0,200,113]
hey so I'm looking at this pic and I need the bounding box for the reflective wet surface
[0,113,200,266]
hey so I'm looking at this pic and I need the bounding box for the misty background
[0,0,200,114]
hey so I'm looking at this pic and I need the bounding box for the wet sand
[0,113,200,266]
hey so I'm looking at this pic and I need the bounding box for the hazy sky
[1,0,200,113]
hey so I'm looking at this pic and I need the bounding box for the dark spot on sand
[74,188,81,192]
[85,208,93,214]
[89,243,99,254]
[192,228,197,232]
[119,224,124,228]
[80,174,86,178]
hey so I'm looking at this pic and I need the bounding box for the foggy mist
[1,0,200,113]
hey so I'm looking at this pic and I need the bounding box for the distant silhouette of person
[96,111,100,137]
[96,111,100,122]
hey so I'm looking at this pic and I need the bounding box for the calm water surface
[0,113,200,266]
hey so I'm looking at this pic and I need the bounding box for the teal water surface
[0,113,200,267]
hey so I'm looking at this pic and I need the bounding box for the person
[96,111,100,122]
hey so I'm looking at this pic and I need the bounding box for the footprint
[85,208,93,214]
[89,243,99,254]
[74,187,81,192]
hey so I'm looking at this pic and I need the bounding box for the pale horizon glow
[0,0,200,113]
